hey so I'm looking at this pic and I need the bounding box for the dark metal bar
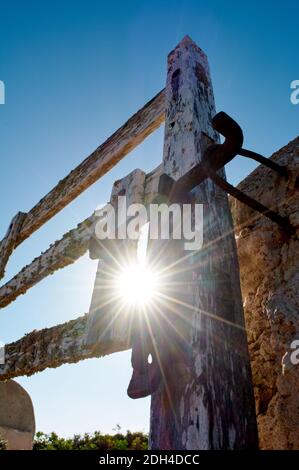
[159,111,294,234]
[208,170,294,234]
[239,148,289,179]
[203,111,244,171]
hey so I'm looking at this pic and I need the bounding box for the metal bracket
[159,112,294,235]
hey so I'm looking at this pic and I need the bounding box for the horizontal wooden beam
[0,90,165,276]
[0,166,162,310]
[0,214,96,309]
[0,314,132,381]
[15,90,165,245]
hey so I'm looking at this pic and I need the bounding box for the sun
[116,263,159,307]
[114,223,161,307]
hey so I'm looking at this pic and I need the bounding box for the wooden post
[149,36,258,449]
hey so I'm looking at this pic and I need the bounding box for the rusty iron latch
[127,112,296,401]
[158,111,293,234]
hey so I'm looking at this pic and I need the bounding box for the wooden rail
[0,214,96,308]
[0,314,131,381]
[0,166,161,309]
[0,90,165,279]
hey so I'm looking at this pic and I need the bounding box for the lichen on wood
[0,314,131,382]
[0,214,97,309]
[0,166,165,310]
[0,90,165,278]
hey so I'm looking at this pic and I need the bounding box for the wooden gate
[0,36,258,450]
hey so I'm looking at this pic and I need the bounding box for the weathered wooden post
[149,36,258,449]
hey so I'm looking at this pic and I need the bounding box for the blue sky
[0,0,298,436]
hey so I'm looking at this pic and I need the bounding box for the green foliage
[33,430,148,450]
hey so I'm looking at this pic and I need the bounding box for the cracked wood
[0,315,131,381]
[149,36,258,450]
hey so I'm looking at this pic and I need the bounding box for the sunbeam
[116,263,160,307]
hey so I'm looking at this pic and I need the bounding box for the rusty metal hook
[158,112,294,235]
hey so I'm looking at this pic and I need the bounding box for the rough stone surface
[0,427,33,451]
[0,380,35,450]
[230,136,299,449]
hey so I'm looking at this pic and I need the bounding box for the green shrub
[33,430,148,450]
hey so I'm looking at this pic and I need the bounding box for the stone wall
[0,380,35,450]
[231,137,299,449]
